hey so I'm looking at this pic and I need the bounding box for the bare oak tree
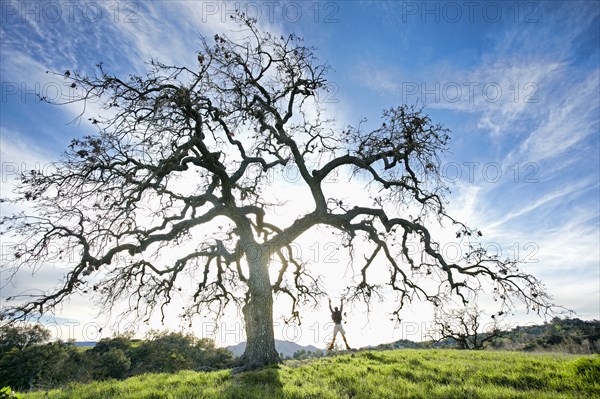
[1,16,553,371]
[430,305,505,350]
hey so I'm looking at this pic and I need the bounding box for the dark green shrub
[0,343,72,390]
[92,348,131,380]
[130,332,233,374]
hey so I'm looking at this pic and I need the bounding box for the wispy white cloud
[353,61,401,95]
[505,72,599,164]
[486,178,597,230]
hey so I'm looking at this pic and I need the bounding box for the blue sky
[1,1,599,348]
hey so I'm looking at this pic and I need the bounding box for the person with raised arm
[328,297,351,350]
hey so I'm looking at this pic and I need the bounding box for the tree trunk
[234,246,281,372]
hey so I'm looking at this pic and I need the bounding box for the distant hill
[226,339,320,358]
[376,318,600,354]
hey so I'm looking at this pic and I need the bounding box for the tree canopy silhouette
[1,16,553,371]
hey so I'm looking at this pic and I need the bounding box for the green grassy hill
[15,349,599,399]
